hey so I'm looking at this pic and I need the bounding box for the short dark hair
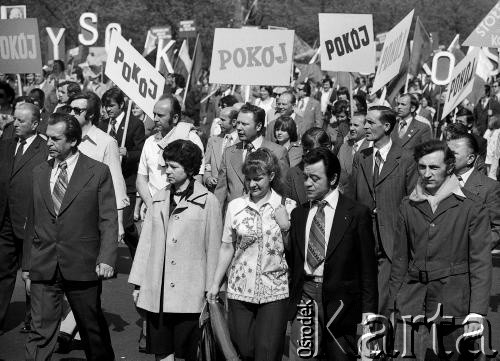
[0,81,15,104]
[219,95,238,108]
[48,112,82,147]
[353,94,367,115]
[28,88,45,109]
[53,59,65,72]
[242,147,282,193]
[69,91,101,125]
[447,127,479,154]
[260,85,273,96]
[274,116,298,142]
[455,107,474,125]
[413,139,455,168]
[301,127,331,152]
[239,102,266,132]
[303,147,341,187]
[368,106,397,134]
[102,87,125,107]
[162,139,202,177]
[337,86,350,98]
[172,73,186,89]
[333,100,349,117]
[300,82,311,96]
[322,77,333,87]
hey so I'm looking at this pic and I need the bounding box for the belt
[304,274,323,283]
[407,262,468,284]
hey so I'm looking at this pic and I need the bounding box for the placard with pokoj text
[441,48,479,120]
[318,13,375,73]
[209,28,294,86]
[105,31,165,119]
[371,9,414,94]
[463,1,500,48]
[0,19,42,74]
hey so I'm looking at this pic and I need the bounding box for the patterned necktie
[52,161,68,215]
[373,150,382,187]
[13,138,27,168]
[352,142,359,156]
[223,134,233,149]
[109,119,117,140]
[398,120,407,138]
[307,200,328,272]
[245,143,255,152]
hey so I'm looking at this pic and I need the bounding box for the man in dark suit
[215,103,289,209]
[447,132,500,249]
[266,91,304,142]
[286,147,378,360]
[314,77,337,117]
[100,87,145,257]
[23,113,117,361]
[0,103,48,334]
[392,93,432,150]
[474,84,500,136]
[295,82,323,136]
[352,106,417,315]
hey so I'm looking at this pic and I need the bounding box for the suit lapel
[230,143,245,185]
[213,136,223,172]
[57,155,95,216]
[376,146,401,186]
[295,205,309,262]
[400,120,420,147]
[463,170,482,194]
[39,159,56,217]
[5,139,16,174]
[117,121,126,145]
[325,195,353,260]
[360,148,375,196]
[12,135,44,177]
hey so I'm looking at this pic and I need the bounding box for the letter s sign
[79,13,98,46]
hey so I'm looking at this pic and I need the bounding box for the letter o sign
[431,51,456,86]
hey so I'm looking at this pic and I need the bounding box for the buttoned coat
[391,117,432,151]
[129,181,222,313]
[295,97,323,136]
[389,192,492,317]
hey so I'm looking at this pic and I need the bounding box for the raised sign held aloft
[209,28,294,86]
[463,1,500,48]
[441,48,479,120]
[0,19,42,74]
[318,13,375,73]
[105,31,165,119]
[372,10,414,94]
[179,20,196,38]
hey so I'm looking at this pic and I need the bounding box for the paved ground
[1,246,500,360]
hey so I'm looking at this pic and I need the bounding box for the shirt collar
[20,133,37,147]
[250,135,264,150]
[240,189,282,212]
[458,167,474,185]
[114,111,125,128]
[53,150,79,169]
[314,188,339,210]
[400,116,413,127]
[374,139,392,162]
[82,125,99,145]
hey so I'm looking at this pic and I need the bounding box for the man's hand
[205,176,218,188]
[22,272,31,296]
[96,263,114,279]
[206,284,220,303]
[463,313,484,338]
[119,147,128,157]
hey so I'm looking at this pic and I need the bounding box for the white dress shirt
[320,90,332,114]
[107,111,124,134]
[457,167,474,187]
[373,139,392,174]
[50,151,80,192]
[304,188,339,276]
[15,134,37,155]
[242,135,264,161]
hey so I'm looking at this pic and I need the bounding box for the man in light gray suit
[215,103,289,210]
[203,107,239,192]
[265,92,304,142]
[295,82,323,136]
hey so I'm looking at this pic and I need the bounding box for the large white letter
[78,12,98,46]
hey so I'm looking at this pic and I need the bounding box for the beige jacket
[129,181,222,313]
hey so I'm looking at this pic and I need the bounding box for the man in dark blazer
[100,87,145,257]
[23,113,117,361]
[474,84,500,136]
[295,82,323,136]
[0,103,48,334]
[352,106,417,315]
[215,103,289,209]
[392,93,432,151]
[447,132,500,249]
[286,147,378,360]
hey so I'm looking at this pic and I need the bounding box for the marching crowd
[0,57,499,361]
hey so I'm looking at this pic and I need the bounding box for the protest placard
[105,31,165,119]
[318,13,375,73]
[0,19,42,74]
[209,28,294,86]
[179,20,196,38]
[1,5,26,19]
[441,48,479,120]
[371,10,414,93]
[463,1,500,47]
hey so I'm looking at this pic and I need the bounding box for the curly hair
[162,139,202,177]
[242,148,282,193]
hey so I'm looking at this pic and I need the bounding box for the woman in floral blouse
[207,148,296,361]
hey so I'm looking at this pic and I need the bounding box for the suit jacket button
[170,282,175,287]
[171,260,176,265]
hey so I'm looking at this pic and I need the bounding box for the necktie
[352,142,359,156]
[223,134,233,149]
[457,175,464,187]
[307,200,328,272]
[13,139,27,168]
[52,161,68,215]
[245,143,255,152]
[299,99,305,111]
[398,120,407,138]
[109,119,117,140]
[373,150,382,187]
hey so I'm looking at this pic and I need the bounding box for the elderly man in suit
[392,93,432,150]
[215,103,289,210]
[266,92,304,142]
[389,140,491,360]
[23,113,117,361]
[286,147,378,361]
[204,106,239,191]
[447,132,500,249]
[99,87,145,257]
[0,103,48,334]
[295,82,323,135]
[352,106,417,315]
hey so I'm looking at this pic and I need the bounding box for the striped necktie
[307,200,328,271]
[109,119,117,140]
[52,161,68,215]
